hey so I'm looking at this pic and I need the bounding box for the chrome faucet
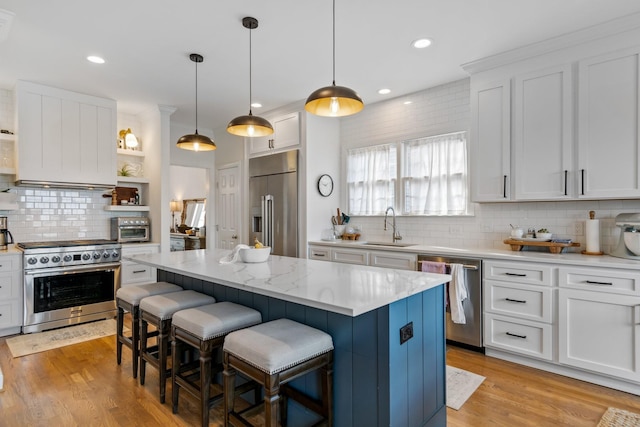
[384,206,402,243]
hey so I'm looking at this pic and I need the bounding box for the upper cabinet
[577,47,640,199]
[249,112,300,156]
[466,25,640,202]
[15,81,117,187]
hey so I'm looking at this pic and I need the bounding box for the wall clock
[317,174,334,197]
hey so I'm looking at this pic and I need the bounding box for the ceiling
[2,0,640,134]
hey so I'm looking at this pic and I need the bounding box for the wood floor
[1,334,640,426]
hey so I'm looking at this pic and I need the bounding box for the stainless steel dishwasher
[418,254,483,352]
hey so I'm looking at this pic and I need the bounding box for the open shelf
[0,133,15,142]
[104,205,150,212]
[117,148,144,157]
[117,176,149,184]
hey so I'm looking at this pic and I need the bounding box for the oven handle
[24,262,121,277]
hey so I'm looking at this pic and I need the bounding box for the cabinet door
[249,112,300,156]
[470,79,511,201]
[330,248,369,265]
[577,48,640,199]
[370,251,416,270]
[559,289,640,382]
[514,65,573,200]
[121,245,158,286]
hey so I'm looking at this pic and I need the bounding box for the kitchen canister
[583,210,603,255]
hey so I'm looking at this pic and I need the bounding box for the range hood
[14,180,115,191]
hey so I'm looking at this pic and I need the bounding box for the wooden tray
[503,239,580,254]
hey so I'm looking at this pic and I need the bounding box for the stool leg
[158,319,170,404]
[323,360,334,426]
[200,345,212,427]
[172,335,180,414]
[264,376,280,427]
[139,316,148,385]
[116,305,124,365]
[223,354,236,426]
[131,306,140,379]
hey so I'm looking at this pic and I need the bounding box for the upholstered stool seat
[116,282,183,378]
[171,302,262,427]
[139,290,215,403]
[223,318,334,426]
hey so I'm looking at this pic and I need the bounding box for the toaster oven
[111,217,150,243]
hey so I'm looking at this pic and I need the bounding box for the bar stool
[139,290,216,403]
[116,282,183,378]
[171,302,262,427]
[223,318,334,426]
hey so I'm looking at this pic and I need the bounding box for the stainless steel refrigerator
[249,150,298,257]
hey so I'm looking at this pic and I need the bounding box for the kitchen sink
[361,241,418,247]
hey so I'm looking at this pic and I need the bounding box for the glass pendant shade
[177,53,216,151]
[305,83,364,117]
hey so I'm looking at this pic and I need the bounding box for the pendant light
[305,0,363,117]
[177,53,216,151]
[227,17,274,138]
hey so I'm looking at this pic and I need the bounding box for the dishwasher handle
[418,260,478,270]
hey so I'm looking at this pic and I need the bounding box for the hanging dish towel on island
[219,244,250,264]
[449,263,468,324]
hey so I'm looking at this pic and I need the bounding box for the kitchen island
[128,248,451,427]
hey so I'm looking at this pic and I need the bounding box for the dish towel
[219,244,250,264]
[421,261,446,274]
[449,263,468,324]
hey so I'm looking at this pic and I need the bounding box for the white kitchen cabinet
[0,253,22,336]
[558,288,640,382]
[120,244,159,286]
[514,64,573,200]
[330,247,369,265]
[0,133,16,175]
[15,81,117,187]
[470,79,511,202]
[370,251,416,270]
[577,47,640,199]
[484,312,553,361]
[249,112,300,156]
[308,244,416,270]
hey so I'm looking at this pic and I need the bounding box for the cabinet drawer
[309,247,331,261]
[484,280,553,323]
[370,251,416,271]
[331,248,369,266]
[484,260,554,286]
[0,302,20,330]
[559,266,640,295]
[0,272,20,299]
[121,262,156,286]
[0,256,19,272]
[484,313,553,360]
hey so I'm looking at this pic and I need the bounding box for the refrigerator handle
[262,195,274,248]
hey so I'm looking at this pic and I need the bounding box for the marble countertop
[126,248,451,317]
[308,240,640,270]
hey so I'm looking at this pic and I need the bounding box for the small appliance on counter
[610,213,640,260]
[111,217,150,243]
[0,216,14,250]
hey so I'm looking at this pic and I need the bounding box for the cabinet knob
[232,235,238,239]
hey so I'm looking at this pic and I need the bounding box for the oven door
[117,226,150,243]
[23,262,121,333]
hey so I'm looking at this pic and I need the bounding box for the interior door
[216,164,241,249]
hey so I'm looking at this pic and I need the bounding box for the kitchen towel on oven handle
[449,263,468,324]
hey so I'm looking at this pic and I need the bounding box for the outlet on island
[400,321,414,345]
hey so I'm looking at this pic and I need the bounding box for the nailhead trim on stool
[223,318,334,426]
[139,290,215,403]
[171,302,262,427]
[115,282,183,378]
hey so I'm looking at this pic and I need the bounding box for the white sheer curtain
[401,131,468,215]
[347,144,396,215]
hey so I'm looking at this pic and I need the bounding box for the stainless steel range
[18,239,122,333]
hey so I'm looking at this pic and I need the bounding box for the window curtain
[347,144,396,215]
[401,131,468,215]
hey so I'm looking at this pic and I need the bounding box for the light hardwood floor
[1,334,640,426]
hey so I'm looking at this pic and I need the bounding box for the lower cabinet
[0,253,22,337]
[558,288,640,382]
[121,244,159,287]
[308,244,416,270]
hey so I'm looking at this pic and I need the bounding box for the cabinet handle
[503,175,507,198]
[133,269,147,274]
[505,272,526,277]
[564,170,568,196]
[506,332,527,339]
[581,169,585,195]
[314,253,326,257]
[585,280,613,286]
[505,298,527,304]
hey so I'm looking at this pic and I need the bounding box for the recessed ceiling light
[412,38,432,49]
[403,101,412,105]
[378,88,391,95]
[87,55,105,64]
[251,102,262,108]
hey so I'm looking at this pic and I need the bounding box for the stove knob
[112,251,119,258]
[27,257,38,265]
[103,252,110,259]
[82,253,91,261]
[52,255,61,263]
[63,254,73,262]
[40,256,49,264]
[92,252,101,260]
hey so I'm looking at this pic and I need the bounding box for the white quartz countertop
[308,240,640,270]
[126,248,451,317]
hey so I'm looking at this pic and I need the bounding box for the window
[347,131,469,216]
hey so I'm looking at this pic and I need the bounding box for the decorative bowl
[239,246,271,263]
[510,228,524,238]
[624,232,640,256]
[536,232,552,240]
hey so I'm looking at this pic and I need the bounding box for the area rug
[597,407,640,427]
[6,319,121,358]
[446,365,485,410]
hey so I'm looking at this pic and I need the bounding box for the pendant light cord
[249,23,253,116]
[332,0,336,86]
[194,58,199,133]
